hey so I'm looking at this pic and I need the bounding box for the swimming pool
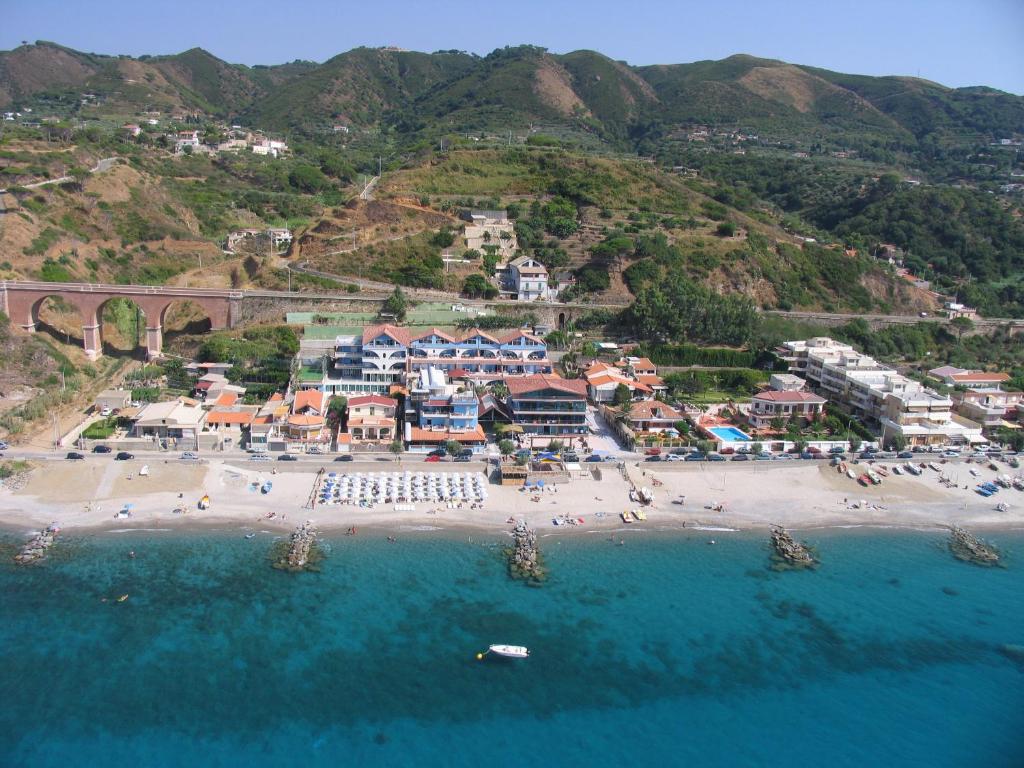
[708,426,752,442]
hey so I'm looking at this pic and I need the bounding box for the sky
[2,0,1023,94]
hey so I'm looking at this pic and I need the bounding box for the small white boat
[487,644,530,659]
[639,487,653,504]
[846,468,856,479]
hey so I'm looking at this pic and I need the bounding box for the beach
[2,455,1021,536]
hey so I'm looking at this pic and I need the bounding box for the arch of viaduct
[1,281,242,360]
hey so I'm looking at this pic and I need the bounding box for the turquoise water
[1,527,1023,767]
[709,426,752,442]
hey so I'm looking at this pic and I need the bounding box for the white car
[664,453,686,462]
[180,451,199,461]
[99,407,113,417]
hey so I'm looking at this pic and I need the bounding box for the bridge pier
[145,324,163,360]
[82,323,103,361]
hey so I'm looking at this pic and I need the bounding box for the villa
[346,394,398,444]
[748,390,827,430]
[507,374,589,438]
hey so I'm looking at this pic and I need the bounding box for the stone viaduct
[4,280,1019,362]
[1,281,243,360]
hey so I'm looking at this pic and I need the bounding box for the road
[359,175,380,201]
[0,157,120,194]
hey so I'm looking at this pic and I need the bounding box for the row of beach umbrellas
[318,471,488,506]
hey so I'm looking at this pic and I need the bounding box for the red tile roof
[206,410,254,425]
[507,374,587,397]
[347,395,398,408]
[362,324,411,346]
[949,372,1010,383]
[293,389,325,414]
[753,390,827,404]
[212,391,238,407]
[411,327,457,343]
[627,400,684,421]
[408,425,486,443]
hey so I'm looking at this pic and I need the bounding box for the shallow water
[1,527,1022,767]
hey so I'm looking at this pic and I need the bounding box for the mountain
[0,41,308,117]
[2,41,1021,150]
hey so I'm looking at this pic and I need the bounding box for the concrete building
[95,389,132,413]
[131,398,206,449]
[928,366,1021,431]
[346,395,398,444]
[748,390,827,430]
[299,325,551,397]
[504,256,549,301]
[778,337,984,447]
[507,374,588,437]
[584,361,652,403]
[626,400,685,434]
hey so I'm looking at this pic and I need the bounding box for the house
[477,392,513,432]
[131,398,206,448]
[768,373,806,392]
[944,302,978,320]
[346,395,398,443]
[505,256,549,302]
[507,374,589,437]
[584,361,651,403]
[285,389,328,445]
[185,361,233,378]
[748,390,827,430]
[626,400,685,434]
[123,123,142,137]
[225,228,293,254]
[173,130,200,153]
[95,389,132,413]
[928,366,1020,431]
[403,367,484,453]
[248,393,289,453]
[252,139,288,157]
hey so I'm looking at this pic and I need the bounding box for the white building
[778,337,984,447]
[252,139,289,158]
[505,256,549,302]
[464,210,517,259]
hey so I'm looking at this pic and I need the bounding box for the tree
[462,273,497,299]
[498,439,515,459]
[326,395,348,427]
[950,316,974,340]
[673,420,690,436]
[613,383,632,407]
[769,416,785,432]
[794,439,808,453]
[288,164,329,193]
[382,287,408,321]
[849,435,862,452]
[716,221,737,237]
[445,440,463,458]
[490,382,509,400]
[750,441,763,455]
[888,434,907,452]
[697,439,715,455]
[547,439,564,453]
[389,439,404,462]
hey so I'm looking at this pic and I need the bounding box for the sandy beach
[2,455,1023,537]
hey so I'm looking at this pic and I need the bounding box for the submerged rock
[769,525,816,571]
[948,526,999,567]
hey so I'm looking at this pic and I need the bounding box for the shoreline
[2,456,1022,538]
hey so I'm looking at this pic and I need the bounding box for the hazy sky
[3,0,1022,93]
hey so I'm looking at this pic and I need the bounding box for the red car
[425,455,442,462]
[645,448,661,456]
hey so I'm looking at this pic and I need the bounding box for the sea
[1,526,1023,768]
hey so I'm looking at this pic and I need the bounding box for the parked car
[684,453,706,462]
[707,453,726,462]
[427,449,446,458]
[99,406,113,417]
[562,453,579,463]
[943,450,962,458]
[645,455,663,462]
[776,453,794,461]
[859,451,877,459]
[800,452,815,460]
[66,451,85,460]
[277,454,298,462]
[584,455,604,463]
[425,455,442,463]
[897,451,914,459]
[719,447,735,455]
[664,453,685,462]
[180,451,199,461]
[829,446,846,454]
[115,452,134,461]
[754,453,773,461]
[334,454,354,462]
[807,446,822,454]
[454,455,471,462]
[731,454,750,461]
[644,448,661,456]
[0,440,9,451]
[307,446,322,455]
[249,453,271,462]
[459,449,474,458]
[93,445,112,454]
